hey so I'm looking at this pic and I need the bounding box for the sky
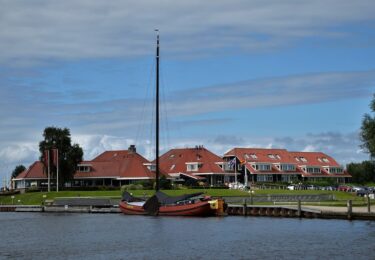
[1,0,375,185]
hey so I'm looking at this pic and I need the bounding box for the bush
[121,184,144,193]
[61,186,119,191]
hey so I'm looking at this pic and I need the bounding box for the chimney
[128,145,136,153]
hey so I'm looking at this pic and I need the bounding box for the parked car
[352,186,367,193]
[338,185,352,192]
[321,186,336,191]
[356,189,369,197]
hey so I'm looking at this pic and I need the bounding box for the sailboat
[119,31,225,216]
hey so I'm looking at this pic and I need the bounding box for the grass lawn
[0,188,371,206]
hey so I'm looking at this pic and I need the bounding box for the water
[0,213,374,260]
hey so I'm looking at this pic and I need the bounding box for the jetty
[1,196,374,220]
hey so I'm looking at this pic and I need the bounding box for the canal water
[0,213,374,259]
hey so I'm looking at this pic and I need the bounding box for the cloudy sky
[1,0,375,184]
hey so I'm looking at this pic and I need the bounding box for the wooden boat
[119,31,225,216]
[119,191,223,216]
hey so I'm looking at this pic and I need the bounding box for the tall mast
[155,30,160,191]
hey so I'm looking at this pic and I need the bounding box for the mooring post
[243,199,247,216]
[347,200,352,220]
[367,196,371,213]
[297,199,301,218]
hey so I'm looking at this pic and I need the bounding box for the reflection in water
[0,213,374,259]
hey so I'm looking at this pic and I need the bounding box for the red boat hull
[119,200,217,216]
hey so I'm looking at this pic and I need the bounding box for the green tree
[347,161,375,184]
[360,94,375,159]
[39,127,83,188]
[11,165,26,179]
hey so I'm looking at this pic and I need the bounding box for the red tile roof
[14,161,46,180]
[288,151,340,167]
[159,147,224,175]
[224,148,296,164]
[75,150,160,179]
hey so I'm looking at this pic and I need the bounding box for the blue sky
[1,0,375,185]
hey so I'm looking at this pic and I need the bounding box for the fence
[223,194,335,204]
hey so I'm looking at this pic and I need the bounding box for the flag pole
[56,149,59,192]
[234,157,237,185]
[47,150,50,192]
[244,160,248,188]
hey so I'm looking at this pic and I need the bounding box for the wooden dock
[1,197,374,220]
[226,201,375,220]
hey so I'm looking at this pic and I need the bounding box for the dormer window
[300,157,307,162]
[250,154,258,159]
[295,157,300,162]
[244,154,250,159]
[186,162,201,172]
[77,164,91,172]
[169,154,175,159]
[144,163,156,172]
[170,164,176,171]
[322,158,330,163]
[268,154,280,160]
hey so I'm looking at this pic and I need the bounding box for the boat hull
[119,200,218,216]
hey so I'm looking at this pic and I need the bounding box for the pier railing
[223,194,334,204]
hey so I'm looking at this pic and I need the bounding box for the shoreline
[1,204,375,221]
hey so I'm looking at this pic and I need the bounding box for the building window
[281,175,298,182]
[322,158,330,163]
[254,164,271,171]
[170,164,175,171]
[257,175,273,182]
[299,157,307,162]
[267,154,280,160]
[295,157,300,162]
[244,154,250,159]
[306,167,321,174]
[169,154,175,159]
[280,164,296,171]
[328,167,343,174]
[147,164,156,171]
[250,154,258,159]
[187,163,200,172]
[77,165,91,172]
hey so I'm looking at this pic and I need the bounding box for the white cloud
[169,70,375,116]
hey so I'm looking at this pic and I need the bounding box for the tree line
[347,94,375,183]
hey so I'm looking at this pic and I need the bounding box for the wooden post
[297,199,301,218]
[367,196,371,213]
[250,192,253,205]
[347,200,352,220]
[243,199,247,216]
